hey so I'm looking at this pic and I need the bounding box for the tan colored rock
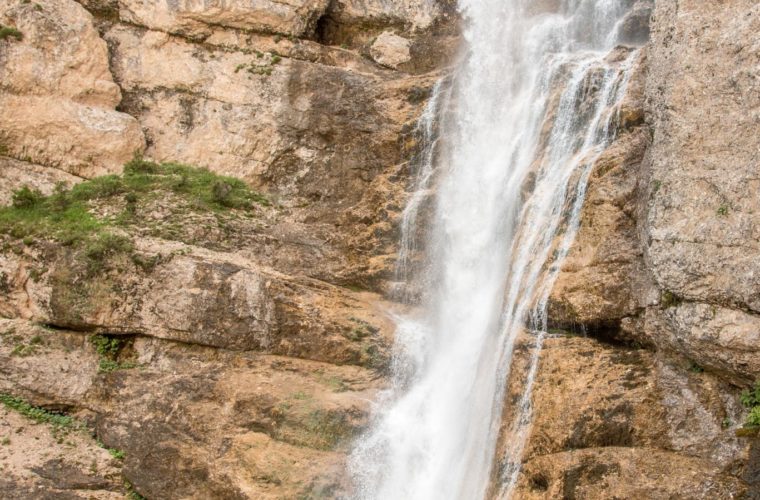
[370,31,412,69]
[645,0,760,313]
[501,335,752,498]
[640,0,760,385]
[514,447,745,499]
[326,0,440,31]
[0,239,392,368]
[118,0,330,38]
[0,95,144,178]
[0,0,144,176]
[103,21,440,289]
[0,409,124,499]
[0,319,383,498]
[547,50,649,340]
[656,303,760,386]
[0,157,82,206]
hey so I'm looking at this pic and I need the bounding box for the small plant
[652,179,662,194]
[11,186,43,209]
[740,380,760,429]
[98,359,136,373]
[0,25,23,41]
[90,334,123,357]
[125,480,146,500]
[10,342,38,357]
[234,52,282,78]
[748,407,760,427]
[688,361,704,373]
[0,394,80,430]
[716,204,729,216]
[660,290,682,308]
[1,436,10,445]
[97,439,125,459]
[91,335,137,372]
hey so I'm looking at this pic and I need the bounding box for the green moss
[90,334,137,373]
[97,439,125,459]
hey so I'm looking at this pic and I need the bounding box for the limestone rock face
[0,0,144,177]
[370,31,412,69]
[0,0,758,497]
[118,0,330,38]
[642,0,760,383]
[0,319,382,498]
[505,336,751,499]
[0,157,82,206]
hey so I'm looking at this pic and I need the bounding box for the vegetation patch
[90,334,138,373]
[0,394,85,442]
[740,380,760,429]
[10,334,43,357]
[0,156,269,262]
[97,439,126,460]
[0,25,23,41]
[660,290,682,308]
[234,51,283,77]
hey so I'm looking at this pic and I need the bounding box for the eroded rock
[0,0,144,176]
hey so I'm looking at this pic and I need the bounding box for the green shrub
[660,290,682,308]
[90,334,123,358]
[84,233,133,263]
[0,26,23,41]
[12,186,43,209]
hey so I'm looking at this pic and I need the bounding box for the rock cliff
[0,0,757,498]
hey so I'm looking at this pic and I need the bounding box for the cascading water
[349,1,643,499]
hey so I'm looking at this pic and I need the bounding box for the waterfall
[349,1,643,499]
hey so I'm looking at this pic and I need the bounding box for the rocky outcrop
[0,0,144,177]
[0,0,457,497]
[0,0,758,497]
[117,0,331,38]
[548,49,650,341]
[549,0,760,384]
[0,318,381,498]
[537,0,759,497]
[642,0,760,387]
[502,334,751,498]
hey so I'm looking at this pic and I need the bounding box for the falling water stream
[350,1,643,498]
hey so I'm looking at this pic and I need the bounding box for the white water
[350,1,642,499]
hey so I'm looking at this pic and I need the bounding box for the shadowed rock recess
[0,0,756,499]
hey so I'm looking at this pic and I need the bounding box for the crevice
[547,317,650,349]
